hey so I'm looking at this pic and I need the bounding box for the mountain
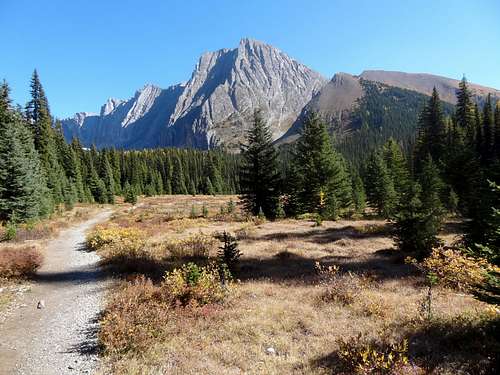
[278,73,457,165]
[62,39,327,150]
[359,70,500,104]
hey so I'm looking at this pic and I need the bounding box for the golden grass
[96,196,498,375]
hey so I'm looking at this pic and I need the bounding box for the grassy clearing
[91,195,498,374]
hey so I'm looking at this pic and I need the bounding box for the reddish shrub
[0,246,43,278]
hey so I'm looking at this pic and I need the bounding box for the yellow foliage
[416,248,499,292]
[337,334,409,374]
[86,227,144,251]
[162,262,231,306]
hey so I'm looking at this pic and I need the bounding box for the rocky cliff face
[62,39,327,150]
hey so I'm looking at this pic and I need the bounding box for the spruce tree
[495,103,500,158]
[240,111,281,218]
[25,70,67,208]
[392,182,442,260]
[172,155,188,194]
[99,153,115,204]
[290,113,352,219]
[351,171,366,215]
[418,155,445,214]
[382,138,410,196]
[415,88,446,166]
[365,151,397,218]
[0,82,47,221]
[455,77,476,147]
[482,94,495,163]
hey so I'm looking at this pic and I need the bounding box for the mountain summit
[62,39,326,150]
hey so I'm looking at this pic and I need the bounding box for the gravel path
[0,211,112,375]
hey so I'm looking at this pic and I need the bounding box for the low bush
[86,227,144,252]
[416,248,498,292]
[234,223,256,240]
[0,246,43,278]
[164,233,216,260]
[99,276,171,354]
[99,262,232,354]
[162,262,231,306]
[315,262,370,306]
[335,334,410,374]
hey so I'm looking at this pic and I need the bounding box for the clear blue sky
[1,0,499,119]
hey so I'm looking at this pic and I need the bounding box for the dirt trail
[0,210,112,375]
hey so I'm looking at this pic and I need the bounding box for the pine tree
[290,113,352,219]
[205,177,215,196]
[0,82,47,222]
[418,155,445,214]
[217,231,241,274]
[189,180,197,196]
[351,171,366,214]
[415,88,447,166]
[455,77,476,147]
[482,94,495,163]
[172,155,187,194]
[25,70,67,208]
[382,138,410,196]
[240,111,281,218]
[123,182,137,205]
[99,152,115,204]
[365,151,397,218]
[392,182,442,259]
[495,103,500,158]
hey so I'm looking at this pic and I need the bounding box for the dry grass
[96,196,499,375]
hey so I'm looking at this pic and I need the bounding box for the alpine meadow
[1,1,500,374]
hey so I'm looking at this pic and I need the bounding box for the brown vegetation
[0,245,43,279]
[92,196,498,375]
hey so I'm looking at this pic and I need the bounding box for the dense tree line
[0,71,240,224]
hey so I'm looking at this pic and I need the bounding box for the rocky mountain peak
[61,39,326,150]
[100,98,124,116]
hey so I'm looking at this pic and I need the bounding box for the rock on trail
[0,210,112,375]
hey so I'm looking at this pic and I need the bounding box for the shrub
[99,276,171,354]
[0,246,43,278]
[86,227,144,251]
[419,248,497,292]
[234,223,256,240]
[2,222,17,241]
[216,231,241,274]
[315,262,370,305]
[189,205,198,219]
[164,233,216,260]
[227,199,235,213]
[202,204,209,218]
[162,262,231,306]
[336,334,410,374]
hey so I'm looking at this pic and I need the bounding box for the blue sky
[1,0,499,118]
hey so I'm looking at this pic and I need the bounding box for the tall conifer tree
[240,110,280,218]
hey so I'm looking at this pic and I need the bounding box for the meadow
[86,196,498,375]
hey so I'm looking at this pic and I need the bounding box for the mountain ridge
[62,38,326,150]
[61,39,499,151]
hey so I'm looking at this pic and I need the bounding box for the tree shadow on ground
[35,266,108,285]
[246,224,393,245]
[65,312,104,356]
[237,250,418,284]
[310,316,500,374]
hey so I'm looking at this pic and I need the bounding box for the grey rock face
[62,38,327,150]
